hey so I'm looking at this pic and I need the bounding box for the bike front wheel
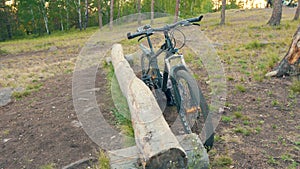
[172,69,214,150]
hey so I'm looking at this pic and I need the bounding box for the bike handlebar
[127,15,203,40]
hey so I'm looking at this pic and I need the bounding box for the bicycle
[127,15,214,150]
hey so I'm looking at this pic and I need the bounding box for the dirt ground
[1,8,300,169]
[1,52,299,169]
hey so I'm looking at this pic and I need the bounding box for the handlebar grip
[187,15,203,23]
[127,32,145,39]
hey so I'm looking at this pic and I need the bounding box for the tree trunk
[66,0,70,30]
[117,0,120,19]
[293,0,300,20]
[78,0,82,31]
[84,0,88,30]
[267,0,282,26]
[151,0,154,24]
[220,0,226,25]
[109,0,114,30]
[59,4,64,31]
[174,0,180,22]
[30,6,36,34]
[40,0,50,34]
[60,11,64,31]
[98,0,102,29]
[137,0,141,25]
[266,26,300,77]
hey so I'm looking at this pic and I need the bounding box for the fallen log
[111,44,187,168]
[266,26,300,77]
[108,133,209,169]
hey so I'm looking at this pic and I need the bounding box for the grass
[234,126,251,136]
[233,111,243,118]
[12,90,31,99]
[12,83,43,100]
[106,64,134,145]
[39,163,55,169]
[0,8,299,169]
[0,27,96,88]
[235,84,246,92]
[244,40,267,50]
[267,156,280,166]
[221,116,233,123]
[211,155,233,167]
[92,150,110,169]
[290,79,300,93]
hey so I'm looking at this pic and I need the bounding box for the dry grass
[0,28,97,88]
[202,8,298,83]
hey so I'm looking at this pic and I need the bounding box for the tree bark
[267,0,282,26]
[174,0,180,22]
[66,0,70,30]
[266,26,300,77]
[109,0,114,30]
[117,0,121,19]
[111,44,188,169]
[151,0,154,24]
[293,0,300,20]
[60,10,64,31]
[220,0,226,25]
[137,0,141,25]
[40,0,50,34]
[78,0,82,31]
[84,0,88,30]
[98,0,102,29]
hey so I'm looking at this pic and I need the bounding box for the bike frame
[140,30,188,93]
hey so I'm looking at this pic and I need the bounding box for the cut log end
[145,148,187,169]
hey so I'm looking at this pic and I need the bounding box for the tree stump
[266,26,300,77]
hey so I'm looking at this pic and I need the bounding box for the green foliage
[226,0,240,9]
[221,116,233,123]
[106,64,134,139]
[93,150,110,169]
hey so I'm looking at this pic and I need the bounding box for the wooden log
[266,26,300,77]
[111,44,188,168]
[108,133,209,169]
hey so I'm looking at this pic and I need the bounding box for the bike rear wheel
[172,69,214,150]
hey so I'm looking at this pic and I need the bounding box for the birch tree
[220,0,226,25]
[84,0,88,30]
[109,0,114,30]
[137,0,141,25]
[151,0,154,24]
[98,0,103,29]
[40,0,50,34]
